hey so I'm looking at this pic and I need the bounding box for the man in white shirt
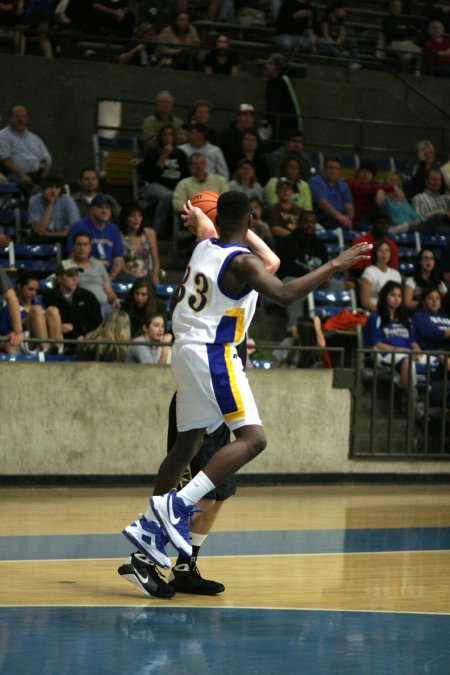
[0,105,52,190]
[413,168,450,236]
[172,153,228,213]
[178,122,229,181]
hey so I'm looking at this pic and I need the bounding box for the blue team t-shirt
[412,309,450,351]
[66,218,124,271]
[364,312,416,351]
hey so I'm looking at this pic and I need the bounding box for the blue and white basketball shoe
[122,516,171,569]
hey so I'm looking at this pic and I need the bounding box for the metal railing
[352,347,450,459]
[95,96,449,163]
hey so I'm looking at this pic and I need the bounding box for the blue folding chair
[0,182,27,241]
[307,288,357,319]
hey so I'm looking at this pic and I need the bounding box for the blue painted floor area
[1,526,449,561]
[1,606,449,675]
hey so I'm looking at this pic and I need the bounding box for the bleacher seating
[12,243,61,275]
[0,182,27,242]
[307,288,357,319]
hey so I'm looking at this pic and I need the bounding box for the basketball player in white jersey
[123,191,371,570]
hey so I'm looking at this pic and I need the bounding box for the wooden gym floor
[0,485,449,674]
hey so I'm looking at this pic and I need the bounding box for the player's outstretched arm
[232,242,372,305]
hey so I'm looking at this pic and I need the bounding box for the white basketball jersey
[172,238,258,346]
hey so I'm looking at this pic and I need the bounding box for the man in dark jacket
[264,53,303,141]
[276,209,328,330]
[43,259,102,352]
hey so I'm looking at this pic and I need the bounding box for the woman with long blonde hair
[77,310,131,362]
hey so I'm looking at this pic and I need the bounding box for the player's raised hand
[333,242,373,271]
[181,200,217,239]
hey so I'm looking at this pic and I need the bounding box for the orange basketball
[189,190,219,224]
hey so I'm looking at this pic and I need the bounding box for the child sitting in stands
[125,311,173,364]
[273,315,331,368]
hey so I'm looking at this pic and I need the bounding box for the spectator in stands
[219,103,256,169]
[77,309,131,362]
[275,209,328,329]
[203,35,241,76]
[179,121,229,180]
[0,105,51,192]
[309,155,354,229]
[88,0,135,38]
[266,129,312,181]
[439,149,450,194]
[318,0,360,67]
[67,194,125,281]
[121,277,167,337]
[404,248,447,313]
[0,0,23,28]
[119,202,160,283]
[156,11,200,70]
[423,0,450,34]
[118,20,158,66]
[273,315,330,367]
[346,160,395,229]
[125,310,172,364]
[0,267,23,354]
[187,100,220,145]
[70,231,121,318]
[203,34,240,76]
[234,0,268,24]
[350,215,399,277]
[266,177,303,238]
[0,268,60,354]
[264,53,303,141]
[141,90,185,148]
[54,0,89,32]
[275,0,318,54]
[72,167,121,222]
[227,128,268,184]
[42,259,102,351]
[364,280,424,390]
[422,20,450,77]
[264,154,313,210]
[172,153,228,214]
[382,0,422,74]
[0,228,10,248]
[28,174,80,243]
[135,124,189,237]
[375,171,422,234]
[412,286,450,353]
[249,196,274,248]
[408,140,443,198]
[22,0,55,57]
[412,168,450,236]
[0,0,25,54]
[228,159,264,202]
[360,240,402,312]
[136,0,176,31]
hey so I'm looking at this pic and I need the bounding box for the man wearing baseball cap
[66,194,125,281]
[42,260,102,350]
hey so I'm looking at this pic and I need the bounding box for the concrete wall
[1,362,448,477]
[0,54,447,183]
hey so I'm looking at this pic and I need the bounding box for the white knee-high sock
[177,471,215,506]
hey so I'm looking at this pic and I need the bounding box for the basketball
[189,190,219,224]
